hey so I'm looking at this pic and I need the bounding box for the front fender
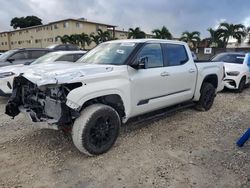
[66,81,131,120]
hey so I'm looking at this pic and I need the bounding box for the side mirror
[131,56,148,69]
[24,61,32,65]
[7,58,15,63]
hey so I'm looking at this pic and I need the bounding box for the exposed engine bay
[5,76,80,126]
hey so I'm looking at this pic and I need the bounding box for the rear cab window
[164,44,189,66]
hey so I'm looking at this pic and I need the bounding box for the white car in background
[211,52,250,92]
[0,50,86,96]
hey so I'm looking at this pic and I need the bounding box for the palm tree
[90,34,100,45]
[180,31,201,49]
[79,33,91,49]
[128,27,146,39]
[152,26,172,39]
[69,34,81,45]
[203,28,223,48]
[216,22,246,47]
[57,35,71,44]
[97,29,111,43]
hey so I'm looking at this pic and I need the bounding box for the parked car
[0,50,86,96]
[211,52,250,92]
[0,48,51,67]
[0,52,3,56]
[6,39,224,156]
[47,44,80,51]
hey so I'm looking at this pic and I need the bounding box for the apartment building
[0,18,116,51]
[0,18,155,51]
[108,29,154,40]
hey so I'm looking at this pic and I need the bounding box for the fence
[196,47,250,60]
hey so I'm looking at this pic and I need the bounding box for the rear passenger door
[162,43,197,102]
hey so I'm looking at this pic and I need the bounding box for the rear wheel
[72,104,120,156]
[195,82,216,111]
[237,77,246,93]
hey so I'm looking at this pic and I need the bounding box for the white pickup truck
[6,39,224,156]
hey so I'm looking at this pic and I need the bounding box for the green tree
[90,34,100,45]
[216,22,246,47]
[97,29,111,43]
[152,26,172,39]
[180,31,201,49]
[205,28,225,48]
[128,27,146,39]
[79,33,91,49]
[10,16,42,29]
[57,35,71,44]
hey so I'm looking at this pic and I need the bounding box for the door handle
[189,69,196,73]
[160,72,170,77]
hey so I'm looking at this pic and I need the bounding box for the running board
[126,101,195,126]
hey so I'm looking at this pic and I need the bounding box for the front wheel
[72,104,121,156]
[237,77,246,93]
[195,82,216,111]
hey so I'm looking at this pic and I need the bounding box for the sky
[1,0,250,38]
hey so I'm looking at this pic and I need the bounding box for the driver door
[129,43,170,116]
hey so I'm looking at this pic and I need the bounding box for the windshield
[31,52,62,65]
[76,42,138,65]
[211,53,245,64]
[0,50,17,61]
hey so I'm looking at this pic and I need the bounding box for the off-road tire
[72,104,120,156]
[237,77,246,93]
[195,82,216,111]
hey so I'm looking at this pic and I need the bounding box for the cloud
[1,0,250,38]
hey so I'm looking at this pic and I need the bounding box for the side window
[73,54,84,62]
[137,43,163,68]
[10,51,29,60]
[56,54,75,62]
[165,44,189,66]
[30,51,48,59]
[55,45,67,50]
[68,45,79,50]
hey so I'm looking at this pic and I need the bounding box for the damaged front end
[6,76,80,128]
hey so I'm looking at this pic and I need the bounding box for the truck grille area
[6,76,76,125]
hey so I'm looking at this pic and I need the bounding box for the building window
[54,24,58,29]
[63,22,69,28]
[19,31,22,35]
[5,42,7,45]
[96,25,100,32]
[11,42,13,45]
[76,22,83,28]
[1,42,3,45]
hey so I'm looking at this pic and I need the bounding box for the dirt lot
[0,89,250,188]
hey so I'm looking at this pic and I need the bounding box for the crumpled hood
[22,62,116,86]
[0,64,26,74]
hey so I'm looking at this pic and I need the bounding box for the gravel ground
[0,89,250,188]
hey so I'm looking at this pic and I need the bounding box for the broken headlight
[66,99,81,110]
